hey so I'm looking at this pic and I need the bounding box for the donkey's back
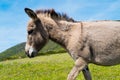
[84,21,120,66]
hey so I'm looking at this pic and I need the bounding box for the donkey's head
[24,8,48,58]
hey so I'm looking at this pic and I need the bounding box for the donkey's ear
[24,8,38,20]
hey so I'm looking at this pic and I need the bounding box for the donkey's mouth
[25,51,37,58]
[25,46,38,58]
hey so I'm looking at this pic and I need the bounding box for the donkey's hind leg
[67,57,87,80]
[82,65,92,80]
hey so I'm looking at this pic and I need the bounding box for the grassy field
[0,53,120,80]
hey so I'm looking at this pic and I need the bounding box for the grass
[0,53,120,80]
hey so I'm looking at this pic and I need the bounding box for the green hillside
[0,40,65,61]
[0,53,120,80]
[0,42,26,61]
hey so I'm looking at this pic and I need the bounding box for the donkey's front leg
[82,65,92,80]
[67,57,87,80]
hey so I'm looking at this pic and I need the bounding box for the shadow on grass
[38,50,66,56]
[0,50,66,62]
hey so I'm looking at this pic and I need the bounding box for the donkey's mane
[35,9,75,22]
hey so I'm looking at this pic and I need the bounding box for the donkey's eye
[28,29,34,34]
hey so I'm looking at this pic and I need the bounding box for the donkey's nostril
[26,52,35,58]
[25,46,37,58]
[26,51,37,58]
[25,51,30,57]
[30,52,35,58]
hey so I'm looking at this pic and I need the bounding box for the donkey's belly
[90,34,120,65]
[92,51,120,66]
[91,42,120,66]
[86,24,120,66]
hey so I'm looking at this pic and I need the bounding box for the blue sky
[0,0,120,52]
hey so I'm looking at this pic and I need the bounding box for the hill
[0,40,65,61]
[0,42,26,61]
[0,53,120,80]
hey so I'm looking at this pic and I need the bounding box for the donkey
[24,8,120,80]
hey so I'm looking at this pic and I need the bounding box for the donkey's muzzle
[25,51,35,58]
[25,46,37,58]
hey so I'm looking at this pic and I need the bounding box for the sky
[0,0,120,52]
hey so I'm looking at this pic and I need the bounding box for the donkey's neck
[45,20,72,47]
[49,30,67,47]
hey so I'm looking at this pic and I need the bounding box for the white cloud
[88,0,120,20]
[0,1,29,52]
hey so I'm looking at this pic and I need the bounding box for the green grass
[0,53,120,80]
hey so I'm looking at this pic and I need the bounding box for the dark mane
[35,9,75,22]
